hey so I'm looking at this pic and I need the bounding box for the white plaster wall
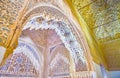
[0,46,6,63]
[93,62,103,78]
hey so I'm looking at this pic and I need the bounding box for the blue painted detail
[1,66,7,70]
[14,65,20,72]
[16,57,22,63]
[18,42,40,62]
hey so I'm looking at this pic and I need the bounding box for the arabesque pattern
[0,53,38,77]
[0,0,24,45]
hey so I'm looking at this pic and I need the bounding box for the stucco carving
[0,0,26,46]
[23,16,87,71]
[0,53,38,77]
[13,40,42,71]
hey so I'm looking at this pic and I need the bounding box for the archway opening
[0,4,95,78]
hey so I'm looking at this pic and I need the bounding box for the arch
[23,15,87,70]
[10,4,94,73]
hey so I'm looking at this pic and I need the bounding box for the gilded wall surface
[69,0,120,70]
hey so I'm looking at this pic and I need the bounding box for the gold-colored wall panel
[76,0,120,29]
[69,0,120,69]
[66,0,106,66]
[94,19,120,42]
[72,0,93,9]
[103,39,120,70]
[73,0,120,40]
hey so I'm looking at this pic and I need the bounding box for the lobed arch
[8,3,94,75]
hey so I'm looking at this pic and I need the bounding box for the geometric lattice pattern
[0,53,38,77]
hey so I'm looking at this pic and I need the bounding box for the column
[42,30,49,78]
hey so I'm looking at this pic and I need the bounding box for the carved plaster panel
[13,40,42,71]
[0,0,25,45]
[26,0,64,14]
[103,39,120,70]
[0,53,38,77]
[21,6,69,26]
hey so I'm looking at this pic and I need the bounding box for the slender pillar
[42,30,49,78]
[43,47,49,78]
[0,46,6,64]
